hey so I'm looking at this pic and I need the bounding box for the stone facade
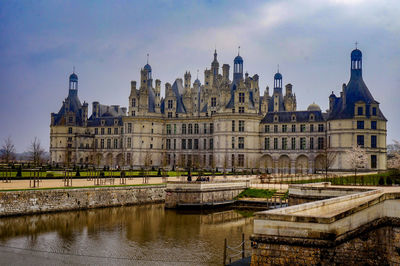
[0,185,165,217]
[50,48,387,172]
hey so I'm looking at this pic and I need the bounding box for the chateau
[50,48,387,173]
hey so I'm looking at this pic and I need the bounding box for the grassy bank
[235,188,276,199]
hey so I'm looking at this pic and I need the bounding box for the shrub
[46,173,54,178]
[378,176,385,186]
[386,176,393,186]
[157,168,161,176]
[16,166,22,177]
[76,169,80,177]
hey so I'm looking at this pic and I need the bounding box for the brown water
[0,204,254,265]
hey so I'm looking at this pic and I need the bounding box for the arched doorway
[106,153,113,167]
[278,155,290,175]
[260,155,274,174]
[95,153,103,167]
[295,155,309,174]
[116,153,124,168]
[314,155,325,173]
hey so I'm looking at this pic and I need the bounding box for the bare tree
[387,140,400,170]
[317,147,337,181]
[346,145,368,179]
[28,137,45,166]
[0,137,16,163]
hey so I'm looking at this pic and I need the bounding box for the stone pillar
[309,159,313,174]
[290,159,296,174]
[274,160,278,174]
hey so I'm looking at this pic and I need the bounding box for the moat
[0,204,253,265]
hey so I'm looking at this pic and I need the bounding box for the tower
[351,45,362,78]
[233,47,243,83]
[211,49,219,78]
[184,71,191,90]
[69,70,78,93]
[272,69,283,112]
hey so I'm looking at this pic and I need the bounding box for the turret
[184,71,191,90]
[233,48,243,83]
[222,64,230,80]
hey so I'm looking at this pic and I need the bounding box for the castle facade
[50,48,387,173]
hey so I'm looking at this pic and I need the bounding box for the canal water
[0,204,254,265]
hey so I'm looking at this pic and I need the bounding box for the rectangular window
[282,125,287,133]
[318,137,324,149]
[166,124,171,135]
[127,123,132,133]
[182,124,187,134]
[239,92,245,103]
[310,137,314,149]
[166,154,170,165]
[95,139,98,148]
[127,138,132,148]
[194,139,199,149]
[209,139,213,149]
[101,139,104,149]
[95,128,98,134]
[238,137,244,149]
[231,154,235,167]
[300,137,306,150]
[127,153,131,164]
[168,100,173,109]
[265,137,270,150]
[232,120,235,132]
[210,123,214,134]
[107,139,111,149]
[238,107,245,113]
[310,124,314,132]
[274,138,278,150]
[188,124,193,134]
[371,135,377,148]
[265,125,270,133]
[173,139,176,150]
[300,124,306,132]
[318,124,324,132]
[108,128,112,134]
[203,139,207,149]
[357,121,364,129]
[114,139,118,149]
[274,125,278,133]
[203,123,207,134]
[209,155,214,167]
[232,137,235,149]
[166,139,171,150]
[371,121,377,130]
[357,135,364,147]
[371,155,377,168]
[291,125,296,132]
[194,124,199,134]
[114,128,118,134]
[68,127,73,134]
[291,137,296,149]
[239,121,245,132]
[174,124,177,134]
[188,139,192,149]
[168,112,172,118]
[238,154,244,167]
[282,138,287,150]
[132,98,136,107]
[182,139,186,149]
[358,106,363,115]
[372,107,377,116]
[211,97,217,107]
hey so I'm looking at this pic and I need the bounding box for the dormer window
[291,115,296,122]
[114,119,118,125]
[309,114,314,121]
[101,120,105,126]
[357,106,363,115]
[274,115,278,122]
[372,107,377,116]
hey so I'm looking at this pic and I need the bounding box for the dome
[274,72,282,80]
[234,55,243,64]
[351,49,362,60]
[69,73,78,81]
[307,102,321,111]
[194,79,201,86]
[144,63,152,72]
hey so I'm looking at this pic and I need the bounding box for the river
[0,204,254,265]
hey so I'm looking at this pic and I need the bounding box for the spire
[197,69,199,79]
[355,41,358,49]
[277,64,279,73]
[147,53,149,64]
[73,66,75,74]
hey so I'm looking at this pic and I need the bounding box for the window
[232,137,235,149]
[371,121,377,130]
[132,98,136,107]
[239,107,245,113]
[300,124,306,132]
[182,139,186,149]
[194,124,199,134]
[107,139,111,149]
[95,128,98,134]
[209,139,213,149]
[282,138,287,150]
[357,121,364,129]
[127,138,132,148]
[188,139,192,149]
[166,139,171,149]
[194,139,199,149]
[173,139,176,150]
[357,106,363,115]
[291,137,296,149]
[239,121,244,132]
[238,154,244,167]
[282,125,287,133]
[232,120,235,132]
[357,135,364,147]
[300,137,306,150]
[310,137,314,149]
[239,92,245,103]
[265,138,270,150]
[318,137,324,149]
[310,124,314,132]
[371,155,377,169]
[318,124,324,132]
[211,97,217,107]
[203,139,207,149]
[232,108,235,113]
[372,107,377,116]
[231,154,235,167]
[203,123,207,134]
[238,137,244,149]
[291,125,296,132]
[108,128,111,134]
[114,128,118,134]
[166,154,170,165]
[274,125,278,133]
[210,123,214,134]
[101,139,104,149]
[127,123,132,133]
[127,153,131,164]
[371,135,377,148]
[182,124,187,134]
[168,112,172,118]
[68,127,72,134]
[132,111,135,116]
[168,100,173,109]
[114,139,118,149]
[69,116,73,123]
[209,155,214,166]
[274,138,278,150]
[265,125,270,133]
[166,124,171,135]
[95,139,98,148]
[188,124,193,134]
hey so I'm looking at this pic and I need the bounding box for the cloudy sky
[0,0,399,152]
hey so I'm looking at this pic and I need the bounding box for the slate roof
[52,89,85,126]
[171,79,187,113]
[261,110,325,123]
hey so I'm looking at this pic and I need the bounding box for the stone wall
[251,219,400,265]
[0,185,166,217]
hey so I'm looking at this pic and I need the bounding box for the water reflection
[0,204,253,265]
